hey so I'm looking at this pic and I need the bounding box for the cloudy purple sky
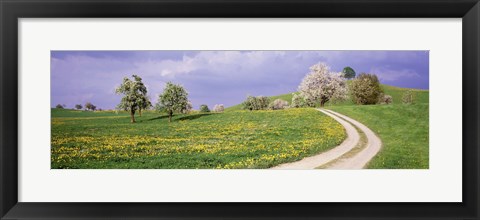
[51,50,429,110]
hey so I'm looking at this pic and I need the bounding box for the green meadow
[327,86,429,169]
[52,84,428,169]
[51,108,346,169]
[228,85,429,169]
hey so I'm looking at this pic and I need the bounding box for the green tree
[85,102,95,111]
[115,75,149,123]
[199,104,210,113]
[55,104,64,109]
[74,104,83,110]
[158,82,189,122]
[342,66,356,79]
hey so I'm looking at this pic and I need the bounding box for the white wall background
[19,18,462,202]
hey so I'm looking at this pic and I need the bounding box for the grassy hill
[328,103,428,169]
[326,85,429,169]
[225,83,429,169]
[225,92,296,112]
[51,83,429,169]
[379,84,428,104]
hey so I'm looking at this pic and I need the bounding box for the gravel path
[271,108,382,170]
[323,109,382,169]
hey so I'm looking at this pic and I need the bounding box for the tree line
[241,63,415,111]
[116,75,222,123]
[55,102,98,111]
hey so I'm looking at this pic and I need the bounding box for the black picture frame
[1,0,479,219]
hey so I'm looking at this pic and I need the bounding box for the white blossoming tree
[298,63,347,107]
[158,82,189,123]
[182,101,193,114]
[116,75,150,123]
[269,99,289,110]
[213,104,224,112]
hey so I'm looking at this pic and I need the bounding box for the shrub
[402,90,416,104]
[199,104,210,113]
[291,93,304,108]
[379,94,393,104]
[242,96,270,111]
[269,99,289,110]
[290,93,314,108]
[349,73,383,105]
[74,104,83,110]
[213,104,224,112]
[55,104,64,109]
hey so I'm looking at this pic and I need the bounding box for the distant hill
[225,92,296,112]
[379,84,429,104]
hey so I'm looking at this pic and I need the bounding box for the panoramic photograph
[51,50,429,169]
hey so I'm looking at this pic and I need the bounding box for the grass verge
[327,103,429,169]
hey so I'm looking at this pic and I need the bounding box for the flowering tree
[298,63,347,107]
[116,75,149,123]
[269,99,289,110]
[379,94,393,104]
[158,82,189,122]
[182,101,193,114]
[242,96,270,110]
[291,93,309,108]
[137,96,152,117]
[132,75,152,117]
[213,104,224,112]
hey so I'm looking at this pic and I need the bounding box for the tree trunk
[168,111,173,122]
[130,110,136,123]
[320,97,330,107]
[139,109,142,117]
